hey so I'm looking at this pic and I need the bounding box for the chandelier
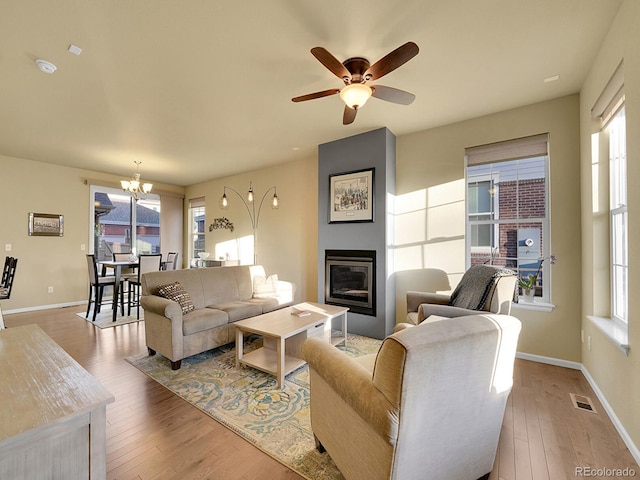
[120,161,153,201]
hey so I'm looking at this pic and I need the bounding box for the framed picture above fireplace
[328,168,374,223]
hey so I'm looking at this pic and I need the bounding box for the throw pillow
[157,281,195,314]
[253,274,278,298]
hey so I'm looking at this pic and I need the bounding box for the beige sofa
[140,265,294,369]
[303,313,521,480]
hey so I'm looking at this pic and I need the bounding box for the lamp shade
[339,83,372,109]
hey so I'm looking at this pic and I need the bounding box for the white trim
[512,300,555,312]
[587,315,629,355]
[581,365,640,466]
[3,301,86,315]
[516,351,581,370]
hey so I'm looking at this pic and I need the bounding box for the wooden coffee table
[235,302,348,388]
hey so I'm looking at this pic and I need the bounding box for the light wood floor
[4,306,638,480]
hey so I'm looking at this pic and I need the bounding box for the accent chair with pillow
[404,264,517,325]
[303,313,522,480]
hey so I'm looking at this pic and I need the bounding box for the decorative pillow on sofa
[157,281,195,314]
[253,274,278,298]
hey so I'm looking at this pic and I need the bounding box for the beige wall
[0,153,183,312]
[580,0,640,455]
[395,94,583,362]
[183,155,318,303]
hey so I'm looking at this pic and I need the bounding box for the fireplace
[325,250,376,316]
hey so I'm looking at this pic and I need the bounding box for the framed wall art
[329,168,374,223]
[28,213,64,237]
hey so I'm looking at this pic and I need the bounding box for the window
[608,106,627,325]
[591,60,627,326]
[465,134,551,302]
[468,176,498,250]
[91,186,161,260]
[189,198,206,262]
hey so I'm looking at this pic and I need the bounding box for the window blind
[592,60,624,127]
[465,133,549,166]
[189,197,206,208]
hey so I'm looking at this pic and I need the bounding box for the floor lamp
[219,182,279,264]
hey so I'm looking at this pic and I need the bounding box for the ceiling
[0,0,622,187]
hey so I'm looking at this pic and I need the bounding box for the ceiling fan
[292,41,419,125]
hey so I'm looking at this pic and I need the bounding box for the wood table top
[0,324,114,445]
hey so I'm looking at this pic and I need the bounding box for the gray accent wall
[318,127,396,339]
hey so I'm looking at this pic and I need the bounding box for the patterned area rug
[125,333,382,480]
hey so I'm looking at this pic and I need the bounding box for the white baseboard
[3,301,85,315]
[516,351,582,370]
[516,351,640,467]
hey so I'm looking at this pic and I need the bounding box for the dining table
[97,260,139,322]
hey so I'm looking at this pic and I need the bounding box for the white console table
[0,324,114,479]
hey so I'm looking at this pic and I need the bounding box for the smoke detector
[35,59,57,74]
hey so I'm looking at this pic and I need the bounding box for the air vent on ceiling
[570,393,598,414]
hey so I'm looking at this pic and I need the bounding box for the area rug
[125,333,382,480]
[77,307,143,328]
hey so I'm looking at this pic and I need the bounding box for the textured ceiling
[0,0,622,186]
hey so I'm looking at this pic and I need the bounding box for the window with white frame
[608,106,627,325]
[465,134,551,302]
[189,197,206,264]
[468,175,499,251]
[591,60,627,327]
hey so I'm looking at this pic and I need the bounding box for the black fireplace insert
[325,250,375,316]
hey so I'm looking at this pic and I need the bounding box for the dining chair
[165,252,179,270]
[0,256,18,300]
[2,256,12,285]
[127,254,162,319]
[113,252,138,281]
[0,256,18,329]
[85,254,125,322]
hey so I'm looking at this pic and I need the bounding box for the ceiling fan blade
[343,106,357,125]
[311,47,351,81]
[371,85,416,105]
[364,41,419,81]
[292,88,340,102]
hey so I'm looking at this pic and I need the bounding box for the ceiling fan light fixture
[340,83,372,109]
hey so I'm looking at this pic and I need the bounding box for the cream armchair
[405,265,517,325]
[302,313,521,480]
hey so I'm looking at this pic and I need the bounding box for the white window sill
[587,315,629,356]
[512,298,555,312]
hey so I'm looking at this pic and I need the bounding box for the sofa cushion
[210,301,263,322]
[182,308,228,335]
[200,267,243,304]
[157,282,195,314]
[247,296,280,313]
[253,274,278,297]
